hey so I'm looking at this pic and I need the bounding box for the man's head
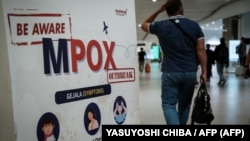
[165,0,183,16]
[220,37,225,43]
[241,37,245,42]
[206,44,211,49]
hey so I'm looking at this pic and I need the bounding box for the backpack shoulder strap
[169,19,196,48]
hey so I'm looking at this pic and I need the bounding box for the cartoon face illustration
[84,102,101,135]
[87,108,99,131]
[37,112,59,141]
[113,96,127,124]
[42,117,55,136]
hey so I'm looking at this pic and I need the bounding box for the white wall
[0,1,15,141]
[242,11,250,38]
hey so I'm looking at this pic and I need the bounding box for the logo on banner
[115,8,127,16]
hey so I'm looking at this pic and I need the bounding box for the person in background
[214,37,229,86]
[138,47,147,72]
[206,44,215,81]
[237,37,247,66]
[141,0,207,125]
[244,48,250,78]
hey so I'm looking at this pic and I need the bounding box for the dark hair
[165,0,183,16]
[87,108,97,121]
[220,37,225,43]
[206,44,211,48]
[42,116,53,126]
[219,37,226,46]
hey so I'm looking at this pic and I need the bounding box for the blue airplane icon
[103,21,108,34]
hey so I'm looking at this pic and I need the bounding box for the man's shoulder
[182,18,199,25]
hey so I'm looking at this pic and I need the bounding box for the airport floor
[138,62,250,125]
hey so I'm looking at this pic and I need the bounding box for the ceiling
[135,0,240,42]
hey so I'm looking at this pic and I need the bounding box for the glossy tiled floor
[139,62,250,125]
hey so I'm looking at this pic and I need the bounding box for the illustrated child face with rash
[42,117,54,136]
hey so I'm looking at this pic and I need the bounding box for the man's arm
[196,38,207,83]
[141,4,166,33]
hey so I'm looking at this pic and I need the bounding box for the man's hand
[141,3,166,33]
[157,3,166,13]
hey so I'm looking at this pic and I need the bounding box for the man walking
[138,47,147,72]
[214,37,229,86]
[141,0,207,125]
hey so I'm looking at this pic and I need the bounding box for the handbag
[191,83,214,125]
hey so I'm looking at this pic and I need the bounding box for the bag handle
[197,83,208,97]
